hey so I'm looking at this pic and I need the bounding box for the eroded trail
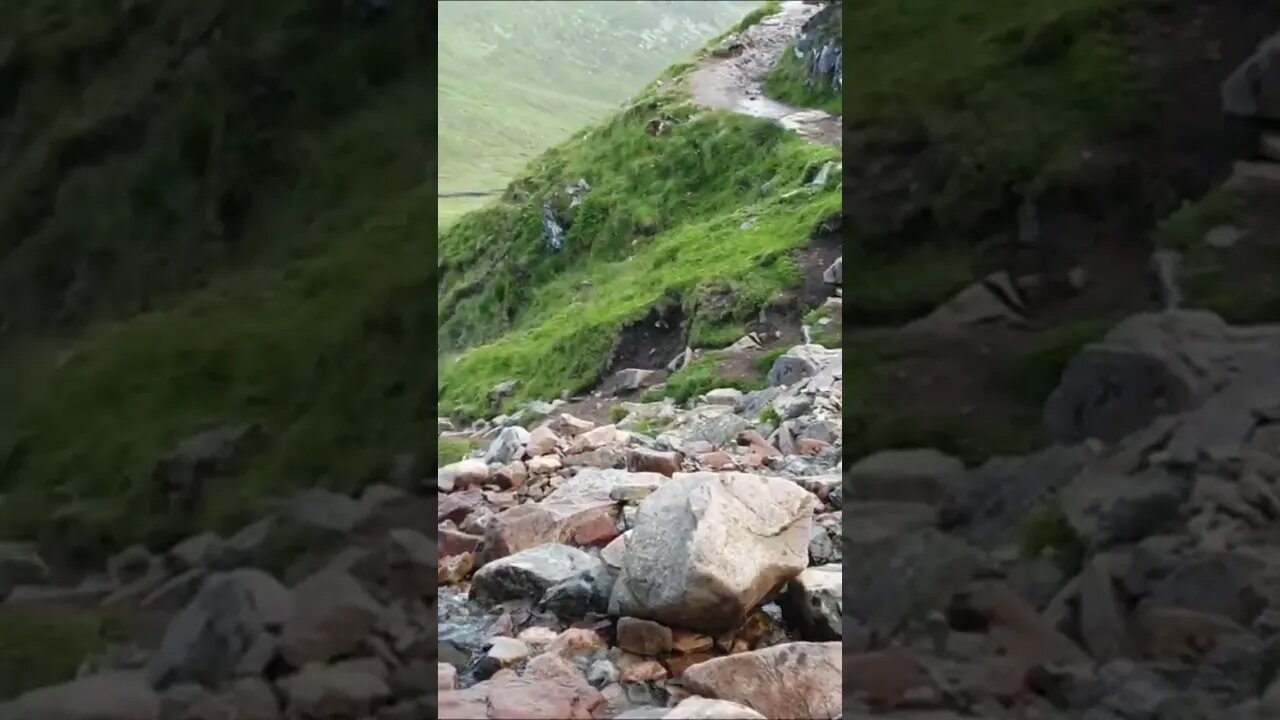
[689,1,841,147]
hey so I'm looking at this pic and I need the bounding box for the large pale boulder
[438,673,604,719]
[680,642,841,719]
[610,472,816,632]
[664,698,766,719]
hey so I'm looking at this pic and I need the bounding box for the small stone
[617,617,674,656]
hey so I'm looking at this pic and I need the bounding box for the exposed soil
[607,297,688,375]
[688,1,841,147]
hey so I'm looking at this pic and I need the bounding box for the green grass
[1004,318,1113,404]
[1019,505,1085,575]
[650,353,767,406]
[437,70,840,414]
[0,0,431,341]
[0,606,132,701]
[438,439,476,468]
[1153,189,1241,251]
[843,244,975,324]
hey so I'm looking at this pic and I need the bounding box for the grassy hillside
[0,0,431,343]
[437,1,753,226]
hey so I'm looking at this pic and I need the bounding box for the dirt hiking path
[689,1,842,147]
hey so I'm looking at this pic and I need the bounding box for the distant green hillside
[437,0,753,224]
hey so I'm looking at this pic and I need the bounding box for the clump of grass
[438,439,476,468]
[754,347,788,376]
[842,244,974,325]
[758,405,782,426]
[735,1,782,34]
[654,354,766,406]
[1005,318,1112,404]
[1019,505,1085,576]
[0,606,132,701]
[610,406,630,424]
[1153,189,1241,251]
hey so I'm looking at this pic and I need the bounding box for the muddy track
[688,1,841,147]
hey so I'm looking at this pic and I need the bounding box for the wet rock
[541,563,615,619]
[846,449,964,506]
[681,642,841,719]
[610,472,815,633]
[279,570,381,667]
[471,544,600,605]
[782,564,841,640]
[149,569,292,688]
[0,672,160,720]
[1221,32,1280,120]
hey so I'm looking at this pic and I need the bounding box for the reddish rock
[547,627,607,658]
[524,652,587,686]
[628,448,682,476]
[736,430,780,458]
[493,462,527,490]
[797,438,829,456]
[617,617,674,656]
[682,642,842,719]
[437,673,604,720]
[1139,606,1247,662]
[571,511,620,547]
[439,489,487,524]
[953,581,1089,667]
[843,648,939,709]
[619,659,668,683]
[697,451,736,471]
[671,629,714,654]
[439,527,483,559]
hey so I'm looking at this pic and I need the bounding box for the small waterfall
[1151,249,1183,310]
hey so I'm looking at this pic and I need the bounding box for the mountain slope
[436,0,754,226]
